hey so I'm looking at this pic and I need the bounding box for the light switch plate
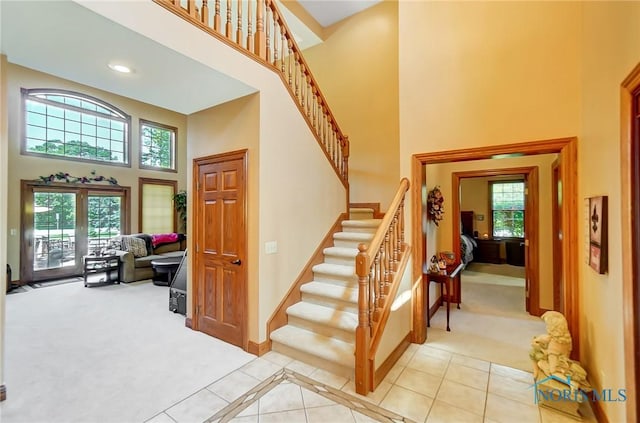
[265,241,278,254]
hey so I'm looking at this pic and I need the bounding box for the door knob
[231,259,242,265]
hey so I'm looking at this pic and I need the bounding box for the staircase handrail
[355,178,410,394]
[153,0,349,188]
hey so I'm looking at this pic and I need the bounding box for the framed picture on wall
[588,195,608,274]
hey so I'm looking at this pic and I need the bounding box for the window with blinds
[139,179,177,234]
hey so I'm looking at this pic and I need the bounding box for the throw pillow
[134,234,153,256]
[151,233,179,248]
[121,236,148,258]
[109,237,122,251]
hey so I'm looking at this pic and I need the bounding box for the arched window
[21,88,131,165]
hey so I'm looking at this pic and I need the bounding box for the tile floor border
[205,368,415,423]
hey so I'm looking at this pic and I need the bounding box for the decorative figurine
[530,311,591,418]
[428,255,440,273]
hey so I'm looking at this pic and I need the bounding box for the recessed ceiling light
[108,63,132,74]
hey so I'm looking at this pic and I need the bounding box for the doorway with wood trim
[452,167,539,317]
[411,137,580,363]
[192,150,248,350]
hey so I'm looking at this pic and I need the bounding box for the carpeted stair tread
[333,232,375,249]
[312,262,355,275]
[323,246,359,257]
[300,281,358,305]
[286,302,358,332]
[341,219,382,228]
[311,263,357,285]
[270,325,354,368]
[348,207,375,213]
[333,232,374,242]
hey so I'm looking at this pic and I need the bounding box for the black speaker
[169,288,186,315]
[169,250,187,315]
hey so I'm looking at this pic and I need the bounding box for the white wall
[256,92,346,342]
[303,1,400,209]
[580,3,640,421]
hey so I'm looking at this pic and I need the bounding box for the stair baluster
[354,179,410,394]
[155,0,348,186]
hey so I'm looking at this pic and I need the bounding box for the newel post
[355,243,371,395]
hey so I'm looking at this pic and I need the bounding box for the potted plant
[173,190,187,233]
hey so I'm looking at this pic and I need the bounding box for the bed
[460,211,477,266]
[460,233,477,266]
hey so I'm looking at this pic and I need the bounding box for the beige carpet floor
[461,269,525,288]
[465,261,526,279]
[1,280,255,423]
[426,270,544,372]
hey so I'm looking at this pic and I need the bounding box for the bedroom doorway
[411,137,580,362]
[452,166,541,316]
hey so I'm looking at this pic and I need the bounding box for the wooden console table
[424,262,464,331]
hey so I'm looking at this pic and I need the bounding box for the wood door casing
[411,138,578,350]
[193,150,247,349]
[551,158,564,313]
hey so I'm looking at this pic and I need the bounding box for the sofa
[111,233,186,283]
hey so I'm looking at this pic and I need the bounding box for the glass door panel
[87,195,123,254]
[22,183,130,283]
[33,191,77,272]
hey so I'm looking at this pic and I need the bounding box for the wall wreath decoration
[427,185,445,226]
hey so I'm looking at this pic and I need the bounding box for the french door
[21,181,130,282]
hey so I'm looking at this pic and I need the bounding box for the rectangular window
[139,178,177,234]
[491,181,525,238]
[139,119,177,172]
[22,88,130,166]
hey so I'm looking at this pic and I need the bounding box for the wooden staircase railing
[355,178,410,395]
[153,0,349,187]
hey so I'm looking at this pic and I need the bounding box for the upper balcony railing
[154,0,349,187]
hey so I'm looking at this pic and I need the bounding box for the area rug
[7,286,29,295]
[30,276,83,289]
[206,368,412,423]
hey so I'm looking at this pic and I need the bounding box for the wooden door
[194,150,247,349]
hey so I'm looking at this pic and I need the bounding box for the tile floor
[145,344,596,423]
